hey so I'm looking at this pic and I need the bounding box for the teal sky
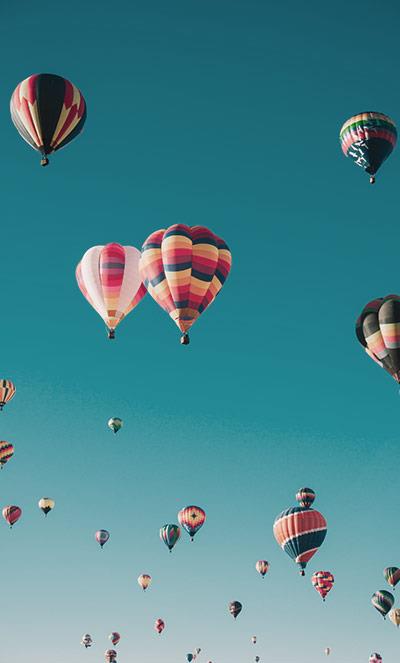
[1,1,400,662]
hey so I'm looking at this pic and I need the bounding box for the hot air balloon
[325,648,331,656]
[389,608,400,627]
[369,654,382,663]
[0,380,16,411]
[138,574,152,591]
[140,224,232,344]
[187,655,194,662]
[108,633,120,646]
[160,524,181,552]
[371,590,394,619]
[255,657,260,663]
[10,73,86,166]
[0,441,14,468]
[178,506,206,541]
[154,618,165,634]
[2,505,22,528]
[76,243,146,339]
[252,636,257,645]
[81,634,93,648]
[340,112,397,184]
[38,497,55,516]
[228,601,242,619]
[273,489,327,575]
[296,487,315,508]
[311,571,334,601]
[384,567,400,589]
[195,649,201,655]
[105,650,117,662]
[108,418,123,434]
[96,529,110,548]
[356,295,400,384]
[255,560,269,578]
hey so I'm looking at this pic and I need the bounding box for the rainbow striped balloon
[0,441,14,468]
[340,111,397,183]
[0,379,16,411]
[178,505,206,541]
[140,224,231,344]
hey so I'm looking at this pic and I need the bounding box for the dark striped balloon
[160,524,181,552]
[228,601,242,619]
[371,590,394,619]
[273,506,327,575]
[296,487,315,508]
[340,112,397,184]
[10,73,86,166]
[356,295,400,384]
[384,567,400,589]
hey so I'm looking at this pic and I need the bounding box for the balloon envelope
[0,441,14,467]
[0,380,16,410]
[311,571,334,601]
[389,608,400,627]
[95,529,110,547]
[273,500,327,575]
[356,296,400,383]
[10,73,86,165]
[81,634,93,648]
[371,590,394,618]
[228,601,242,619]
[255,560,269,577]
[384,567,400,588]
[2,505,22,528]
[154,618,165,634]
[178,505,206,540]
[369,654,382,663]
[108,633,120,646]
[138,574,152,590]
[38,497,55,516]
[340,112,397,183]
[160,524,181,551]
[108,417,123,433]
[140,224,232,342]
[76,243,146,338]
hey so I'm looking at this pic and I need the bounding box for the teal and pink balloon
[95,529,110,548]
[255,560,269,578]
[160,524,181,552]
[369,654,382,663]
[384,567,400,589]
[228,601,242,619]
[371,590,394,619]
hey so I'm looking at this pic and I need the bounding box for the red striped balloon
[2,505,22,528]
[139,224,232,344]
[311,571,334,601]
[178,506,206,541]
[0,380,16,411]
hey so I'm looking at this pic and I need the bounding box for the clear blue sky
[1,1,400,662]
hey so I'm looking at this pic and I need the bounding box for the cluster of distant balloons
[8,73,400,663]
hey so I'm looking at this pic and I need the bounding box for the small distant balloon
[228,601,242,619]
[81,634,93,648]
[195,648,201,655]
[252,636,257,645]
[38,497,55,516]
[325,648,331,656]
[389,608,400,627]
[104,649,117,662]
[0,380,16,411]
[160,524,181,552]
[178,505,206,541]
[2,505,22,528]
[371,590,394,619]
[96,529,110,548]
[369,654,382,663]
[255,657,260,663]
[187,655,194,662]
[108,633,120,646]
[154,618,165,634]
[311,571,334,601]
[108,418,123,434]
[384,567,400,589]
[255,560,269,577]
[138,574,152,591]
[0,441,14,468]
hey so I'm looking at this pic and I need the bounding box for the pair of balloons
[160,506,206,551]
[76,227,232,344]
[273,488,327,575]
